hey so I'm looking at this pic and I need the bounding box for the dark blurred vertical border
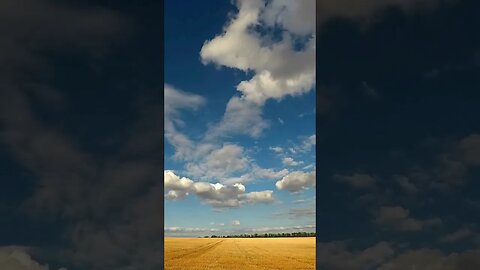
[160,0,166,264]
[315,0,320,265]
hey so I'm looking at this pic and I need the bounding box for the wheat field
[164,237,315,270]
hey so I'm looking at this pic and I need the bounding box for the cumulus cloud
[201,0,315,105]
[231,220,241,226]
[0,248,66,270]
[164,170,274,208]
[205,144,249,176]
[185,144,288,184]
[164,170,194,191]
[183,143,252,181]
[276,171,316,192]
[201,0,315,138]
[241,190,274,203]
[374,206,442,232]
[334,173,377,189]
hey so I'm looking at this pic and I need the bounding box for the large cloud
[201,0,315,138]
[276,171,316,192]
[164,170,274,208]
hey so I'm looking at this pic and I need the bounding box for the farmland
[164,237,315,270]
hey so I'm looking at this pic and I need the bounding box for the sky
[164,0,316,237]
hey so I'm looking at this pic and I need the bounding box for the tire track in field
[167,239,225,261]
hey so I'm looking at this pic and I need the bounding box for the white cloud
[164,170,193,200]
[164,84,206,160]
[276,171,316,192]
[213,165,289,185]
[205,96,269,140]
[185,143,251,181]
[275,135,316,157]
[241,190,274,203]
[282,157,303,166]
[304,134,316,149]
[253,167,289,179]
[165,190,189,200]
[207,144,249,173]
[164,170,194,190]
[164,171,275,208]
[262,0,316,35]
[303,164,315,170]
[201,0,315,139]
[0,247,66,270]
[231,220,241,226]
[201,0,315,104]
[289,134,316,153]
[164,84,206,126]
[269,146,283,153]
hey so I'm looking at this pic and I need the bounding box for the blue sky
[164,0,316,237]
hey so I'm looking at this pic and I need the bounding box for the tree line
[202,232,316,238]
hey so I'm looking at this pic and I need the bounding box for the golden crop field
[164,237,315,270]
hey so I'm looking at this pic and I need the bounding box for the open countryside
[164,237,316,270]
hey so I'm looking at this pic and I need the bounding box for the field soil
[164,237,315,270]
